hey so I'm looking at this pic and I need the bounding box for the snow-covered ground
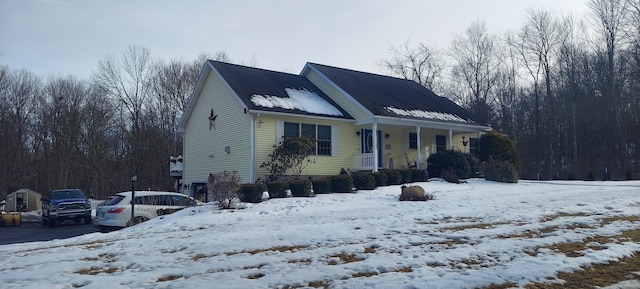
[1,179,639,289]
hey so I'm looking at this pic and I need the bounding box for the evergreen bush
[311,178,332,194]
[239,183,266,203]
[478,131,521,173]
[374,171,389,187]
[387,170,402,185]
[289,179,313,197]
[427,150,472,179]
[484,160,518,183]
[352,173,376,190]
[399,169,413,183]
[267,181,289,198]
[411,169,427,182]
[330,175,354,193]
[586,171,596,181]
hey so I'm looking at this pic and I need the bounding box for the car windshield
[51,190,83,200]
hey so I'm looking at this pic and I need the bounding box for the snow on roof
[384,106,469,123]
[251,88,343,116]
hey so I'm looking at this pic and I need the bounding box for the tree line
[0,47,234,199]
[381,0,640,180]
[2,0,638,201]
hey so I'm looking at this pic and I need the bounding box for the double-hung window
[283,122,332,156]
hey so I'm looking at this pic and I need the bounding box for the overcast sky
[1,0,589,79]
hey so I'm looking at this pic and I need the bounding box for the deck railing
[352,153,374,171]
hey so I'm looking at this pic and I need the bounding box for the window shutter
[404,132,410,150]
[275,120,283,144]
[331,126,338,157]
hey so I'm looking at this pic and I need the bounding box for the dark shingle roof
[307,63,483,125]
[209,61,352,119]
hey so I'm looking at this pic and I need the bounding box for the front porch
[350,121,486,172]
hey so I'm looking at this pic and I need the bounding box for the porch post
[416,126,421,169]
[372,122,378,173]
[448,129,453,150]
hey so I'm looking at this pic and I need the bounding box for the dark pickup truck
[41,189,93,227]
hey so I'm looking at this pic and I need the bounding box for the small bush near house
[311,178,332,194]
[464,154,480,177]
[208,170,241,209]
[478,131,521,173]
[443,170,461,184]
[399,169,413,183]
[267,181,289,198]
[239,183,266,203]
[484,160,518,183]
[427,150,472,179]
[411,169,427,182]
[374,171,389,187]
[289,179,313,197]
[330,175,354,193]
[352,173,376,190]
[387,170,402,185]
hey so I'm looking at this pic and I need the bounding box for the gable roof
[209,61,352,119]
[304,63,484,126]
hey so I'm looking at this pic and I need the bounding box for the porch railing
[352,153,374,171]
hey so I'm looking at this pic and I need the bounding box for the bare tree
[92,45,153,175]
[0,69,42,192]
[379,40,445,92]
[449,20,502,125]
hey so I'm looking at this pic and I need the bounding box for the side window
[283,122,299,138]
[408,133,418,150]
[469,138,479,156]
[436,135,447,152]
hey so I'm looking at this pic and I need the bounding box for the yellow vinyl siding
[183,70,253,186]
[304,70,371,122]
[254,115,358,179]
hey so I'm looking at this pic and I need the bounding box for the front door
[361,129,383,168]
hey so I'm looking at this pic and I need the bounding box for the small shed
[5,189,42,212]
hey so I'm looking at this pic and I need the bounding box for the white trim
[375,115,491,132]
[276,120,284,143]
[331,126,338,157]
[246,109,353,123]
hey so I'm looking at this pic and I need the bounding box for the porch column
[448,129,453,150]
[416,126,421,169]
[372,122,378,173]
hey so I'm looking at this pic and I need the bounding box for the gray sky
[1,0,589,79]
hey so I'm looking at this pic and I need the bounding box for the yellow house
[178,61,491,196]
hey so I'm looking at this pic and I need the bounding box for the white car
[96,191,200,232]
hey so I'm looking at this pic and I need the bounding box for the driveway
[0,220,99,245]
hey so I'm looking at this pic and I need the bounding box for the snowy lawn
[1,179,639,289]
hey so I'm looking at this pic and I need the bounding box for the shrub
[239,183,266,203]
[411,169,427,182]
[260,136,316,181]
[443,169,460,184]
[427,150,472,179]
[289,179,313,197]
[208,170,241,209]
[352,173,376,190]
[387,170,402,185]
[267,181,289,198]
[399,169,413,183]
[478,131,521,173]
[484,160,518,183]
[374,171,389,187]
[586,171,596,181]
[311,178,332,194]
[464,154,480,177]
[330,175,353,193]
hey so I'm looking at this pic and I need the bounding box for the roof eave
[371,115,492,132]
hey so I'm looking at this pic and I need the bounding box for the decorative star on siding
[208,109,218,130]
